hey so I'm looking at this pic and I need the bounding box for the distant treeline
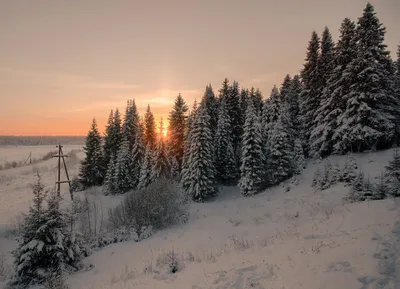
[0,136,87,146]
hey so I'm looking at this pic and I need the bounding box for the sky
[0,0,399,136]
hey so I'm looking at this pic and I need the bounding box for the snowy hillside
[1,148,399,289]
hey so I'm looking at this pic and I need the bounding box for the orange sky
[1,0,399,136]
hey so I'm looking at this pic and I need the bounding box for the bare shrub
[228,218,241,226]
[156,248,183,273]
[108,178,188,239]
[229,235,254,251]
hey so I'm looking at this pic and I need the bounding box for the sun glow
[163,129,168,137]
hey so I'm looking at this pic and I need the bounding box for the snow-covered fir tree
[318,27,336,91]
[239,101,264,196]
[167,93,188,171]
[151,118,170,182]
[214,98,238,183]
[114,137,136,194]
[329,162,341,185]
[288,75,302,138]
[309,27,335,157]
[384,149,400,197]
[201,84,219,137]
[227,80,242,157]
[252,88,264,117]
[131,124,145,189]
[102,109,123,176]
[262,86,281,141]
[138,143,153,189]
[79,118,104,188]
[293,138,306,174]
[394,45,400,144]
[143,104,157,149]
[239,88,249,129]
[102,153,117,195]
[266,103,294,185]
[181,101,198,191]
[122,99,140,151]
[334,3,396,153]
[280,75,292,104]
[186,103,217,202]
[311,18,357,158]
[10,179,82,288]
[300,31,320,156]
[341,154,358,183]
[350,170,365,201]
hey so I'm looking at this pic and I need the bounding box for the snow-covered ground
[0,147,399,289]
[0,145,83,166]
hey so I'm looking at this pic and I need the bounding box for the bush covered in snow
[8,177,84,288]
[108,178,188,240]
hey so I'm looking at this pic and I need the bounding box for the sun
[163,129,168,137]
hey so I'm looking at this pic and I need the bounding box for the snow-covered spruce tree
[79,118,104,188]
[143,105,157,149]
[227,81,242,157]
[201,85,219,137]
[341,154,358,183]
[311,18,357,158]
[131,124,145,189]
[151,118,170,182]
[239,88,249,129]
[138,143,153,190]
[114,137,136,194]
[300,31,320,156]
[186,103,217,202]
[334,3,396,153]
[349,170,365,202]
[288,75,303,139]
[214,98,238,184]
[373,172,388,200]
[102,153,116,195]
[252,88,264,117]
[169,156,180,181]
[329,162,341,185]
[385,149,400,197]
[102,109,123,176]
[280,75,292,104]
[309,27,336,158]
[239,101,264,196]
[167,94,188,172]
[262,86,281,140]
[10,179,82,288]
[393,45,400,145]
[266,103,294,185]
[122,99,140,151]
[293,138,306,174]
[181,101,198,191]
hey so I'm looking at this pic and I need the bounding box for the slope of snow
[0,148,399,289]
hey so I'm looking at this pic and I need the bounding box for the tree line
[78,2,400,201]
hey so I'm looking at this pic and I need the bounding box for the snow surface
[0,147,399,289]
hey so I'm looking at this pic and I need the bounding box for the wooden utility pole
[53,144,73,200]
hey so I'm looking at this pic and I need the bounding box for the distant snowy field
[0,148,399,289]
[0,145,83,166]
